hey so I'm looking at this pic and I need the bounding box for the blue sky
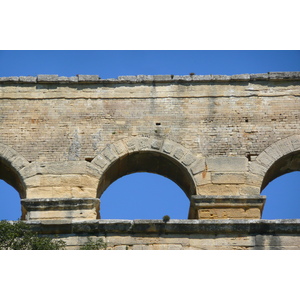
[0,50,299,220]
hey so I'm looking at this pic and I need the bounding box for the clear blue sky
[0,50,299,220]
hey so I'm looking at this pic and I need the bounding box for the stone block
[102,146,117,162]
[190,158,206,175]
[19,76,37,83]
[0,76,19,82]
[250,73,268,80]
[37,74,59,82]
[181,153,196,166]
[194,172,212,186]
[230,74,250,81]
[71,187,96,198]
[206,157,248,172]
[249,161,267,177]
[172,75,193,81]
[26,187,54,198]
[197,184,241,196]
[211,172,245,184]
[77,75,100,82]
[153,75,172,81]
[136,75,154,82]
[117,76,137,81]
[52,187,72,198]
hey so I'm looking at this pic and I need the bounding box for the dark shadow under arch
[0,157,26,199]
[97,151,197,201]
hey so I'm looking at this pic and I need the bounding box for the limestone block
[71,187,96,198]
[190,158,206,175]
[246,173,263,186]
[197,184,241,196]
[19,76,37,83]
[52,187,72,198]
[198,208,261,219]
[26,209,97,220]
[249,161,267,177]
[11,156,30,170]
[194,172,212,186]
[60,175,81,186]
[77,75,100,82]
[39,175,62,186]
[26,187,54,198]
[239,185,260,195]
[152,244,183,250]
[25,175,41,187]
[153,75,173,81]
[92,154,109,169]
[181,153,196,166]
[211,172,245,184]
[37,74,59,82]
[206,157,248,172]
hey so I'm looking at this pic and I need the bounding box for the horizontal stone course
[26,219,300,235]
[0,72,300,84]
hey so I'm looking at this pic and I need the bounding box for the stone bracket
[21,198,100,220]
[189,195,266,219]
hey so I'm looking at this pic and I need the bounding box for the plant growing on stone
[0,220,66,250]
[79,237,107,250]
[162,215,170,223]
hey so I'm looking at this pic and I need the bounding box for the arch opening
[261,171,300,219]
[261,150,300,192]
[0,157,26,199]
[100,172,190,219]
[0,180,22,220]
[97,151,196,219]
[260,150,300,219]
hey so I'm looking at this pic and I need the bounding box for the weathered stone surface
[23,219,300,250]
[0,73,299,224]
[211,172,245,184]
[206,157,248,172]
[37,74,59,82]
[19,76,37,83]
[77,75,100,82]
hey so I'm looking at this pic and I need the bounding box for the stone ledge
[191,195,266,208]
[0,72,300,84]
[21,198,100,211]
[24,219,300,235]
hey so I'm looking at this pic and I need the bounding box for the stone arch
[0,142,30,198]
[91,137,203,201]
[249,135,300,192]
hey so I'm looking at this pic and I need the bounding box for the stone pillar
[188,195,266,219]
[21,198,100,220]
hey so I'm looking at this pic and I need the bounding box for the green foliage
[0,220,65,250]
[80,237,107,250]
[162,215,170,223]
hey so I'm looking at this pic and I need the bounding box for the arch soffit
[0,142,30,197]
[91,137,204,188]
[249,135,300,187]
[0,142,30,172]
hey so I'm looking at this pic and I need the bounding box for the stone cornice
[0,72,300,84]
[24,219,300,235]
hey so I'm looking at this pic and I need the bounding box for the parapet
[1,72,300,84]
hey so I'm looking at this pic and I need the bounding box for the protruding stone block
[77,75,100,82]
[37,74,59,82]
[21,198,100,220]
[189,195,266,219]
[206,157,248,172]
[19,76,37,83]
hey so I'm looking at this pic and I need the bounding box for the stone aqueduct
[0,72,300,249]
